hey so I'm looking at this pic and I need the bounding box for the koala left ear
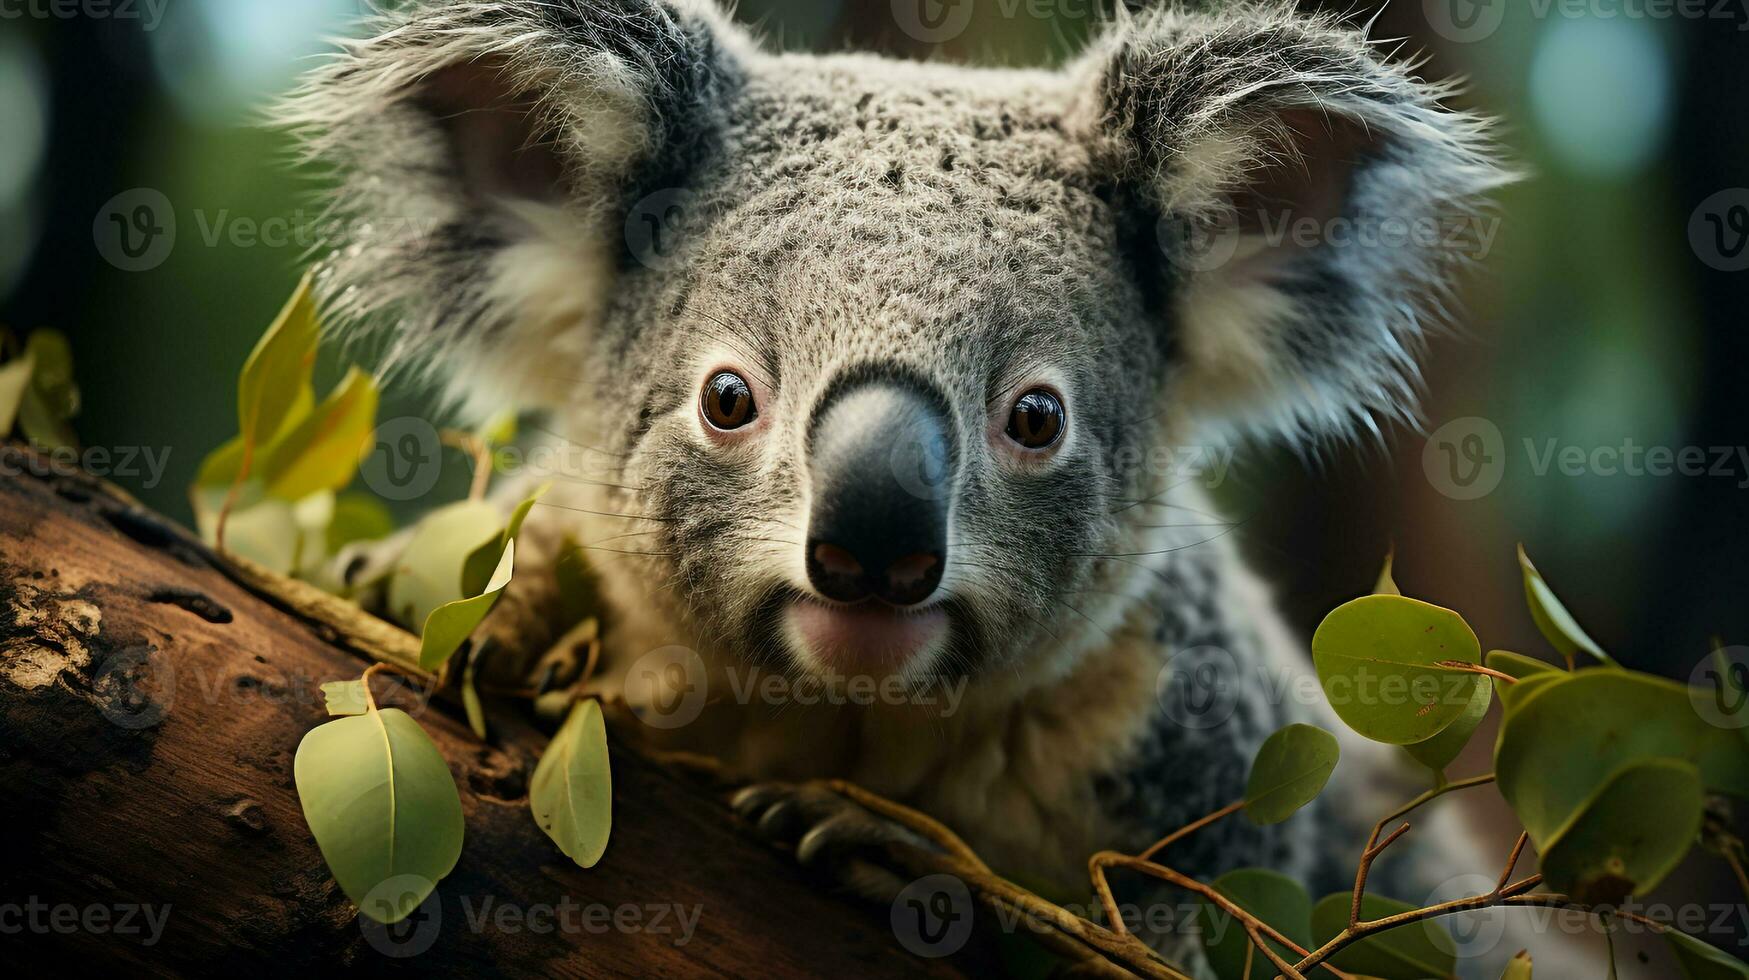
[1071,6,1513,444]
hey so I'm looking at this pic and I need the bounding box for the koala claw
[730,781,931,883]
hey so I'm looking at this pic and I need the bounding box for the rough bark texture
[0,455,999,976]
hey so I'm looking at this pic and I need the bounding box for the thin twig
[1496,832,1530,892]
[1350,822,1412,926]
[1139,800,1245,862]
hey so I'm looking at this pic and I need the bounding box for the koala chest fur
[289,0,1508,910]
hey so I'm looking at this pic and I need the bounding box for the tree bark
[0,450,999,976]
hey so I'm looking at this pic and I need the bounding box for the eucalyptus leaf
[1312,595,1484,745]
[258,367,379,501]
[1501,950,1532,980]
[326,493,396,554]
[238,271,321,457]
[1666,929,1749,979]
[0,349,34,435]
[462,651,488,741]
[1310,892,1457,980]
[320,678,370,716]
[193,493,299,573]
[1244,725,1340,826]
[1495,670,1567,716]
[1485,650,1561,680]
[531,698,613,868]
[23,330,77,418]
[388,500,503,632]
[1195,869,1312,980]
[1518,545,1614,667]
[1538,758,1703,904]
[293,707,464,924]
[418,539,515,672]
[1495,670,1749,848]
[461,484,548,598]
[1374,551,1401,596]
[1404,675,1490,775]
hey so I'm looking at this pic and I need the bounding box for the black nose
[805,382,952,607]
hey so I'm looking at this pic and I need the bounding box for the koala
[284,0,1520,970]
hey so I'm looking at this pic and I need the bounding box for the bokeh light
[1529,16,1674,180]
[148,0,360,126]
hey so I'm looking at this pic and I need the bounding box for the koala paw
[730,780,933,902]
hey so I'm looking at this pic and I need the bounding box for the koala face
[286,1,1507,683]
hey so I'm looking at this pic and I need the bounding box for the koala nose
[805,382,953,607]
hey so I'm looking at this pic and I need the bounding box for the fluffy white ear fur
[1074,3,1514,446]
[277,0,747,422]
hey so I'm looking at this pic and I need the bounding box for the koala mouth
[782,596,949,675]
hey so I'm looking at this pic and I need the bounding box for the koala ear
[1072,6,1513,444]
[279,0,746,419]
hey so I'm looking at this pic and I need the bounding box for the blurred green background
[1,0,1746,958]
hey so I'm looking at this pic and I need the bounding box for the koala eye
[1005,389,1065,450]
[702,371,758,431]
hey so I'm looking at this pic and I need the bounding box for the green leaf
[238,271,321,461]
[1244,725,1340,826]
[417,538,515,672]
[1496,670,1567,716]
[1404,674,1491,775]
[1195,869,1312,980]
[388,500,503,631]
[1496,670,1749,849]
[531,698,613,868]
[192,494,300,574]
[23,330,77,418]
[461,650,488,741]
[0,348,35,435]
[461,484,548,598]
[1501,950,1533,980]
[320,679,371,717]
[1538,759,1703,904]
[1519,545,1615,667]
[1666,929,1749,979]
[1311,892,1457,980]
[1312,595,1485,745]
[326,493,397,554]
[1374,551,1401,596]
[293,707,464,924]
[1485,650,1561,680]
[258,367,379,501]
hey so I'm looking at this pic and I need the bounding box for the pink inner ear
[418,58,569,203]
[1232,109,1380,239]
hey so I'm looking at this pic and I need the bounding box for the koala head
[285,1,1507,686]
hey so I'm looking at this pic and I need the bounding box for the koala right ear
[279,0,746,419]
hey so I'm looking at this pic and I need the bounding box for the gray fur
[285,0,1514,965]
